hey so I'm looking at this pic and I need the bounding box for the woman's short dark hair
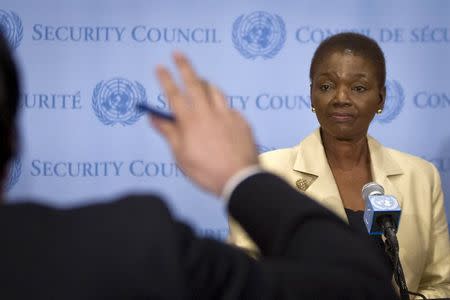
[0,31,20,174]
[309,32,386,88]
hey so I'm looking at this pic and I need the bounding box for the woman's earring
[377,108,383,114]
[311,107,316,113]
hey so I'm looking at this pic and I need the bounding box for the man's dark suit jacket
[0,173,397,299]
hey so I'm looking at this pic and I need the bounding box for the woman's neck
[321,130,370,171]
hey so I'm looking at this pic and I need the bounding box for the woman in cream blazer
[229,32,450,298]
[229,129,450,298]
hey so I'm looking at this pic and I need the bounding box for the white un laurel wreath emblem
[232,11,286,60]
[92,78,147,126]
[0,10,23,49]
[6,159,21,191]
[375,80,405,123]
[372,196,396,210]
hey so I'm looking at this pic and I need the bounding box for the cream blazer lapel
[368,136,404,208]
[292,129,348,221]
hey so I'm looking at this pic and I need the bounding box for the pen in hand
[136,103,176,122]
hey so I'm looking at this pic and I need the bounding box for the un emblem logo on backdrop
[375,80,404,123]
[0,10,23,49]
[5,159,21,191]
[232,11,286,60]
[92,78,147,126]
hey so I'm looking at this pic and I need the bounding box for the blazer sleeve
[175,222,267,300]
[416,166,450,298]
[227,216,260,257]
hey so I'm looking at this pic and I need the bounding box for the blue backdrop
[3,0,450,239]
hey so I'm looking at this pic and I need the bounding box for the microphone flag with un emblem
[362,183,414,300]
[362,182,401,235]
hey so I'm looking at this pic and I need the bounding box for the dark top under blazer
[0,173,397,299]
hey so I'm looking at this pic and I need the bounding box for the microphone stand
[380,217,409,300]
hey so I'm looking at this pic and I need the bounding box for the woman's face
[311,50,385,141]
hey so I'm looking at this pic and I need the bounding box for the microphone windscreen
[362,182,385,201]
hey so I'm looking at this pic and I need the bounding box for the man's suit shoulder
[0,195,187,300]
[0,194,177,252]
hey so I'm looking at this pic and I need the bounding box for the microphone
[362,182,401,236]
[362,183,415,300]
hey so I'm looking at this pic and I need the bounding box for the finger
[155,65,187,117]
[173,52,209,111]
[150,116,180,150]
[207,83,229,112]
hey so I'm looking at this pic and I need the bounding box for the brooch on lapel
[296,178,312,191]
